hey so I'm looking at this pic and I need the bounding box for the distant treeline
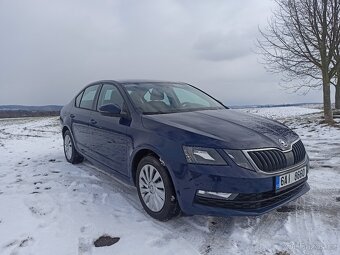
[0,105,62,111]
[0,110,60,118]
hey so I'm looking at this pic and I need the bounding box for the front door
[89,83,131,177]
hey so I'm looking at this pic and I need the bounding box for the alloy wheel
[139,164,166,212]
[64,134,73,160]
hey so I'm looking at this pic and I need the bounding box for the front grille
[247,140,306,173]
[292,140,306,164]
[248,150,287,172]
[195,182,307,210]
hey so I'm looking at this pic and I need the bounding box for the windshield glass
[124,83,225,114]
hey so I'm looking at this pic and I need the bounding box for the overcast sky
[0,0,325,106]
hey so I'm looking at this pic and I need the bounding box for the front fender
[129,141,185,190]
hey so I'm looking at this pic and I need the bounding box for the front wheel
[63,130,84,164]
[136,156,180,221]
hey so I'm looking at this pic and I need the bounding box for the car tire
[136,155,180,221]
[63,130,84,164]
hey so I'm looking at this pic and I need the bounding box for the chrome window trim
[242,139,308,175]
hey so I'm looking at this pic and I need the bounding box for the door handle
[90,119,97,125]
[70,114,75,118]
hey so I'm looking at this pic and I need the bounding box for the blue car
[60,80,310,221]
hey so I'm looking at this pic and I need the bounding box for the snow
[0,107,339,255]
[241,106,322,119]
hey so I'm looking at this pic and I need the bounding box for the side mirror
[99,104,123,117]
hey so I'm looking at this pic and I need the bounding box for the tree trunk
[322,74,333,123]
[335,78,340,109]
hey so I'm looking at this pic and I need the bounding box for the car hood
[142,109,299,150]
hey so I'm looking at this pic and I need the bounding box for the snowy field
[242,106,322,119]
[0,106,339,255]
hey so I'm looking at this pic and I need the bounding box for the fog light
[196,190,237,200]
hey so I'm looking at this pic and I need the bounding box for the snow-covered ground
[242,106,322,119]
[0,106,339,255]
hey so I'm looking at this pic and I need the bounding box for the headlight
[224,150,254,170]
[183,146,227,165]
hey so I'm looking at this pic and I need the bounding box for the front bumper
[174,157,310,217]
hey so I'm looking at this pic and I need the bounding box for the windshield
[123,83,226,114]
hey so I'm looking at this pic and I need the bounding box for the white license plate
[275,167,307,190]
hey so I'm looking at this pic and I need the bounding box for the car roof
[80,80,189,94]
[94,79,187,85]
[118,79,187,85]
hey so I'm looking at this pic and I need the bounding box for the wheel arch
[61,125,80,153]
[62,125,69,137]
[131,148,159,185]
[130,146,174,187]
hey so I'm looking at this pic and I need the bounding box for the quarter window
[75,91,84,108]
[79,85,99,110]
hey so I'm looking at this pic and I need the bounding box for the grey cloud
[193,32,253,61]
[0,0,322,106]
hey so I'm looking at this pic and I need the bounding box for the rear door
[89,83,131,176]
[71,84,100,156]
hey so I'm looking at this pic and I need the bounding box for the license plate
[275,167,307,190]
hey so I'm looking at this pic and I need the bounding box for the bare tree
[257,0,340,123]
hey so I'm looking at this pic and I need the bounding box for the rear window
[79,85,99,110]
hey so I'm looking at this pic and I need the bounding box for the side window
[97,84,124,110]
[75,91,84,108]
[79,85,99,110]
